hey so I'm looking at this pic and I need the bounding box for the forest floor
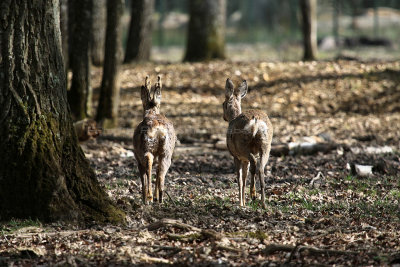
[1,59,400,266]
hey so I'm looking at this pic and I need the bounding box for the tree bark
[184,0,226,62]
[0,0,124,223]
[300,0,317,60]
[91,0,106,66]
[68,0,93,120]
[60,0,69,72]
[96,0,124,128]
[124,0,154,63]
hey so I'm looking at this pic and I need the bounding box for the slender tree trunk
[289,0,299,36]
[60,0,69,73]
[157,0,166,47]
[300,0,317,60]
[184,0,226,62]
[373,0,379,37]
[350,0,360,31]
[68,0,93,120]
[0,0,124,223]
[91,0,106,66]
[67,0,74,69]
[332,0,340,46]
[96,0,124,128]
[124,0,154,63]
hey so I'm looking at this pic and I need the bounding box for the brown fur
[223,78,273,208]
[133,76,176,204]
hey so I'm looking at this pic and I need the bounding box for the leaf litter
[1,60,400,266]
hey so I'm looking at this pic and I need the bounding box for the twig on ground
[285,243,300,263]
[165,190,176,206]
[139,254,170,264]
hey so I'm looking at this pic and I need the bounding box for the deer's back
[227,110,273,161]
[133,114,176,164]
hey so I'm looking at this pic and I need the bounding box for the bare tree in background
[68,0,93,120]
[91,0,106,66]
[0,0,124,223]
[60,0,69,73]
[184,0,226,62]
[300,0,317,60]
[96,0,124,128]
[124,0,154,63]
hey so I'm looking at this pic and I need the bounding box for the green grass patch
[0,218,42,234]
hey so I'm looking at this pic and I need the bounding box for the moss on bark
[0,0,124,224]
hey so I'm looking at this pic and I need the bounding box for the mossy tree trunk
[91,0,106,66]
[0,0,125,223]
[96,0,124,128]
[67,0,93,120]
[300,0,317,61]
[124,0,154,63]
[184,0,226,62]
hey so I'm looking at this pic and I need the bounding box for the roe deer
[222,78,273,208]
[133,76,176,204]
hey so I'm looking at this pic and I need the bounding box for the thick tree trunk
[124,0,154,63]
[68,0,93,120]
[91,0,106,66]
[96,0,124,128]
[0,0,124,223]
[300,0,317,60]
[184,0,226,62]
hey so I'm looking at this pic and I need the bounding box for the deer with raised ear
[222,78,273,208]
[133,76,176,204]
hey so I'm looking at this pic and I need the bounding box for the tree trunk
[96,0,124,128]
[68,0,93,120]
[300,0,317,60]
[373,0,379,37]
[0,0,124,223]
[60,0,69,73]
[124,0,154,63]
[184,0,226,62]
[91,0,106,66]
[332,0,340,46]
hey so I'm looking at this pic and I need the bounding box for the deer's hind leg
[144,153,154,204]
[241,161,249,206]
[234,157,244,206]
[137,161,147,204]
[155,155,172,203]
[258,151,270,209]
[249,153,257,200]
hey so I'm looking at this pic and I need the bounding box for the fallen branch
[147,218,201,232]
[215,141,342,156]
[263,243,377,257]
[139,255,170,264]
[146,219,222,241]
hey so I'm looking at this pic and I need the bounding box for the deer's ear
[141,76,151,103]
[141,85,150,103]
[236,80,248,98]
[225,78,234,98]
[153,76,162,105]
